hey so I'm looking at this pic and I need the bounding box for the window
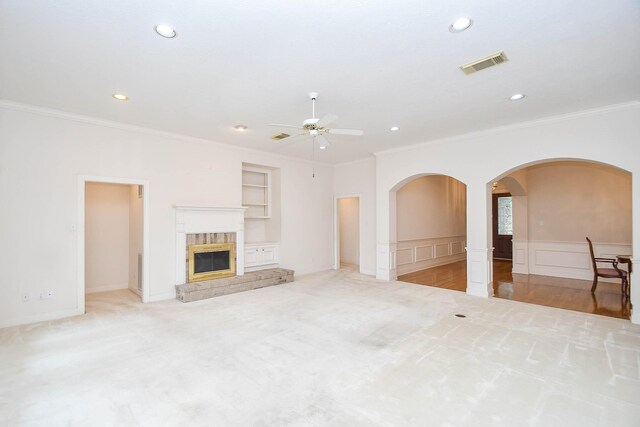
[497,196,513,235]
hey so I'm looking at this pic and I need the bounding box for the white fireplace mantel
[174,205,247,285]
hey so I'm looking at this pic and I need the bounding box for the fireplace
[188,242,236,282]
[174,205,247,286]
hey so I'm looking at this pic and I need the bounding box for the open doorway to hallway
[83,180,146,312]
[336,197,360,271]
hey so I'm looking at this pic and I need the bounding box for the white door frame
[78,175,150,314]
[334,195,363,272]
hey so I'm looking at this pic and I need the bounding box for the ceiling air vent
[460,51,508,75]
[271,132,290,140]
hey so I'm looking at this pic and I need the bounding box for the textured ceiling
[1,0,639,163]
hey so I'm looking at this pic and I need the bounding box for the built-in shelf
[242,166,272,219]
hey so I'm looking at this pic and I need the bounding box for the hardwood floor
[398,259,631,319]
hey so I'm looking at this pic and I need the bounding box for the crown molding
[0,99,334,168]
[333,155,376,168]
[373,101,640,158]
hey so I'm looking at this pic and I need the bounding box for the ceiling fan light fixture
[155,24,177,38]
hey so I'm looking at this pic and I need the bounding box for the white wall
[372,103,639,321]
[84,182,130,293]
[0,102,334,327]
[128,185,144,294]
[334,157,376,275]
[338,197,360,266]
[527,161,631,243]
[396,175,466,240]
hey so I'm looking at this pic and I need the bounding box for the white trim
[372,101,640,158]
[78,175,151,317]
[147,291,177,302]
[0,308,84,330]
[334,195,363,273]
[85,283,129,294]
[0,100,333,168]
[526,240,632,281]
[333,155,376,168]
[396,236,467,275]
[173,205,247,212]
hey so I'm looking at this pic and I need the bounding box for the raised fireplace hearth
[176,268,294,302]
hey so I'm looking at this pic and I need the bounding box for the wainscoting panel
[415,245,434,262]
[451,241,464,255]
[526,240,632,281]
[396,236,466,275]
[396,248,414,266]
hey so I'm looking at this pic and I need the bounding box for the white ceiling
[1,0,639,164]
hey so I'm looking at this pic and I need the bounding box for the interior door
[492,193,513,259]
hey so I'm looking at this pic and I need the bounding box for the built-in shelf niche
[242,166,272,219]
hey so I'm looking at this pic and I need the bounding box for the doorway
[78,176,149,314]
[492,192,513,260]
[335,196,360,271]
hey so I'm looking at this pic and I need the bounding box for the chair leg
[591,275,598,293]
[624,278,630,300]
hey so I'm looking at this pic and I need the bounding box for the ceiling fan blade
[267,123,304,130]
[315,114,338,128]
[316,134,331,149]
[327,128,364,136]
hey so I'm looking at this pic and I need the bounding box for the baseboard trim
[85,283,128,294]
[0,307,84,329]
[147,291,176,302]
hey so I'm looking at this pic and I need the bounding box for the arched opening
[488,159,632,319]
[391,174,468,291]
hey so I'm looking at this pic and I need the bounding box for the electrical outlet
[40,290,54,300]
[21,293,29,303]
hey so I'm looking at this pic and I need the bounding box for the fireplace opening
[188,242,236,282]
[194,251,230,274]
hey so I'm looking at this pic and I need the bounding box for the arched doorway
[391,174,468,291]
[488,159,632,318]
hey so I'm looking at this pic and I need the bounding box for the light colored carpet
[1,269,639,426]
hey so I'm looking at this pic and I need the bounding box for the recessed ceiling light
[509,93,526,101]
[449,17,473,33]
[390,126,400,131]
[319,145,327,150]
[112,93,129,101]
[155,24,177,38]
[234,125,247,131]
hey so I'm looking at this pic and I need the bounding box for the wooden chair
[586,237,628,298]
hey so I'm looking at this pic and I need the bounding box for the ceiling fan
[268,92,364,149]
